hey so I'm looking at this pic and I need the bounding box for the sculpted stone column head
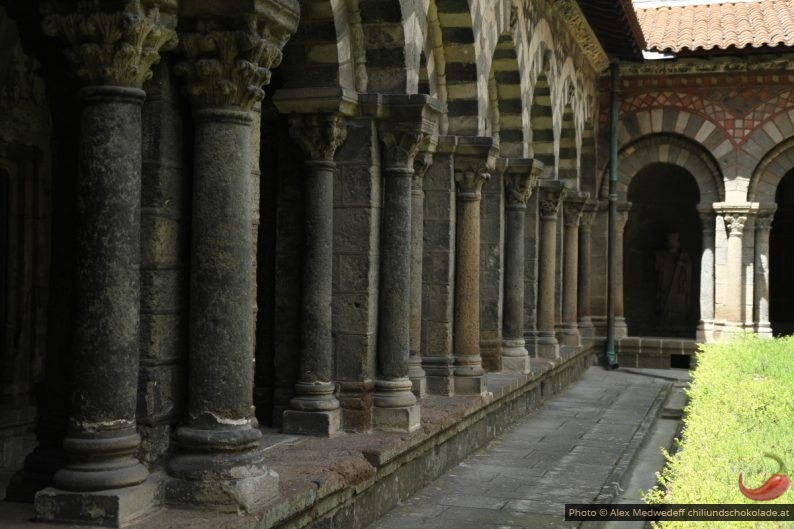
[724,213,747,238]
[563,192,589,227]
[288,113,347,162]
[502,158,542,208]
[42,0,178,87]
[175,1,299,110]
[538,182,567,220]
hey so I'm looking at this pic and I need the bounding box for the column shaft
[408,154,431,397]
[454,165,489,395]
[52,87,148,494]
[577,208,596,342]
[281,114,346,436]
[561,196,586,348]
[724,213,747,329]
[614,207,630,338]
[697,212,715,342]
[536,184,564,359]
[754,214,773,336]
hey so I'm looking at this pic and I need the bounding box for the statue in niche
[655,231,692,333]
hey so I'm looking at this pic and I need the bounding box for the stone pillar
[722,212,747,330]
[282,114,347,436]
[577,203,597,344]
[561,192,588,348]
[33,5,176,526]
[453,138,497,395]
[696,209,716,342]
[373,95,440,431]
[754,211,774,337]
[409,151,433,397]
[500,159,540,373]
[167,4,297,510]
[614,204,631,339]
[536,181,566,359]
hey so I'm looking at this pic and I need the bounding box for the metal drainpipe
[606,60,619,369]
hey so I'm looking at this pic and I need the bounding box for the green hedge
[644,335,794,529]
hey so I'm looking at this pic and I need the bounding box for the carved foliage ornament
[723,214,747,237]
[380,129,430,169]
[43,1,177,87]
[289,114,347,162]
[413,151,433,188]
[455,163,490,198]
[539,199,560,218]
[504,172,535,206]
[563,200,586,226]
[176,18,288,110]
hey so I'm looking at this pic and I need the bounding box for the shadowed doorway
[624,163,701,338]
[770,168,794,336]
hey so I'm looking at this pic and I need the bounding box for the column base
[501,340,530,374]
[34,476,161,527]
[561,327,581,347]
[373,404,420,432]
[696,320,714,342]
[614,318,628,339]
[423,357,455,396]
[282,409,340,437]
[5,445,67,502]
[535,332,559,359]
[756,322,773,338]
[409,375,427,398]
[454,375,487,395]
[167,449,277,512]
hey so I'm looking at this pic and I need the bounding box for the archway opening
[624,163,701,338]
[770,168,794,336]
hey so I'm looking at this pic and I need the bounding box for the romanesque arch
[748,135,794,205]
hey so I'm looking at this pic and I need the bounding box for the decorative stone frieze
[554,0,609,73]
[42,2,177,87]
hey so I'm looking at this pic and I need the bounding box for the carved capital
[538,184,566,219]
[413,151,433,189]
[504,172,536,206]
[455,163,490,199]
[379,128,430,169]
[288,113,347,162]
[723,214,747,237]
[42,1,178,87]
[755,214,774,232]
[176,18,291,110]
[563,199,587,227]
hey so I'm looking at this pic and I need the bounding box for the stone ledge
[0,347,593,529]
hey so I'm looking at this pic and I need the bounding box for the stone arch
[558,100,577,181]
[749,136,794,206]
[490,32,525,157]
[280,0,357,90]
[602,134,725,205]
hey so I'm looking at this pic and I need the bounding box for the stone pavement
[364,367,688,529]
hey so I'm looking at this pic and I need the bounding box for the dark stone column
[167,4,298,511]
[614,203,631,339]
[32,4,176,526]
[561,192,588,348]
[453,137,497,395]
[282,113,347,436]
[500,158,541,374]
[754,211,774,337]
[372,95,440,431]
[409,151,433,398]
[536,181,566,360]
[577,203,597,344]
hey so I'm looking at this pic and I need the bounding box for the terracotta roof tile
[636,0,794,53]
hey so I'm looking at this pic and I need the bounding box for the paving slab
[365,367,677,529]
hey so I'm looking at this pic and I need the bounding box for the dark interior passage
[770,169,794,336]
[624,163,701,338]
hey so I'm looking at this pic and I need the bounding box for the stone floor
[364,367,689,529]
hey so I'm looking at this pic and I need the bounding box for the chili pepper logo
[738,453,790,501]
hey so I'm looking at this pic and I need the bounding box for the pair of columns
[34,1,298,524]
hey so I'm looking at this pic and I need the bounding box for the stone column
[33,5,176,526]
[409,151,433,397]
[167,5,297,510]
[500,159,540,373]
[536,181,566,359]
[373,95,440,431]
[614,204,631,339]
[754,211,774,337]
[561,192,588,348]
[453,138,496,395]
[282,114,347,436]
[722,211,747,330]
[696,209,716,342]
[577,203,597,343]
